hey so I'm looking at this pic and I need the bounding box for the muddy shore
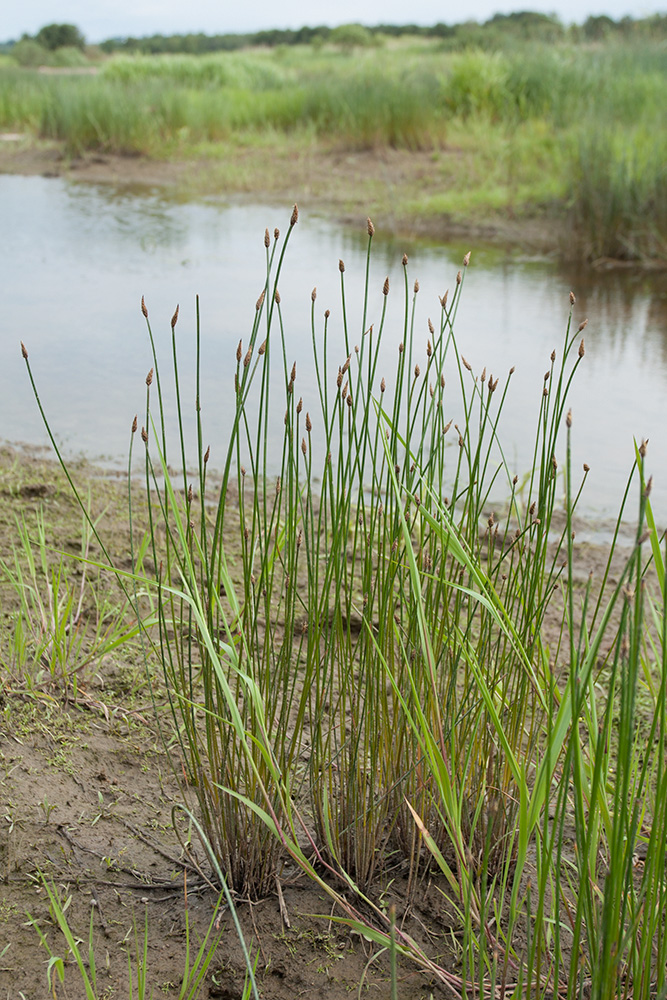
[0,136,561,255]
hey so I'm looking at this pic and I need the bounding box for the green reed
[22,207,667,995]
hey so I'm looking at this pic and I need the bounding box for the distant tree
[485,11,564,42]
[35,23,85,51]
[330,23,376,51]
[12,37,48,66]
[582,15,616,40]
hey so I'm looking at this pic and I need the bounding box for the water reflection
[2,174,665,525]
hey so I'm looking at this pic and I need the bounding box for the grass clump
[21,207,667,996]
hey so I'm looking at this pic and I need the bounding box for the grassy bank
[1,38,666,261]
[7,207,666,997]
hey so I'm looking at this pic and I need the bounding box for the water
[2,174,666,528]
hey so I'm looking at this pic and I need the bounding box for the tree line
[3,13,667,61]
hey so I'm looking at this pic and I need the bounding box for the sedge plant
[21,206,667,996]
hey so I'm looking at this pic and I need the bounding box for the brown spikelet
[551,349,556,362]
[204,445,210,464]
[339,259,345,273]
[578,319,588,334]
[509,365,516,375]
[380,377,386,393]
[296,396,303,414]
[244,347,252,368]
[552,454,558,472]
[481,367,486,383]
[414,364,420,379]
[236,340,243,363]
[439,290,449,309]
[414,279,420,294]
[427,339,432,357]
[256,289,266,311]
[639,438,648,457]
[342,355,350,374]
[20,341,28,359]
[402,253,408,266]
[274,289,281,305]
[569,291,576,306]
[131,415,138,433]
[141,296,148,318]
[258,339,267,356]
[456,270,462,285]
[398,342,404,354]
[171,304,179,329]
[301,437,307,456]
[443,418,452,434]
[306,412,312,433]
[566,408,572,428]
[463,251,471,267]
[342,382,348,400]
[290,204,299,227]
[264,228,270,248]
[290,361,296,384]
[311,287,317,302]
[440,373,445,389]
[383,277,390,296]
[324,309,331,321]
[346,394,352,410]
[337,367,343,388]
[188,484,193,503]
[274,227,280,241]
[367,217,375,237]
[146,368,154,386]
[544,371,550,383]
[461,356,472,372]
[530,501,536,516]
[428,318,434,335]
[141,426,148,444]
[578,338,585,358]
[583,462,589,472]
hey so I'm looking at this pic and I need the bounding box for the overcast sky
[4,0,666,43]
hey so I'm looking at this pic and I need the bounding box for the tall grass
[22,208,667,995]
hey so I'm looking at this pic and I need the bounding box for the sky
[3,0,666,43]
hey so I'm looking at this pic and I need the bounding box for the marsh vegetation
[1,28,666,261]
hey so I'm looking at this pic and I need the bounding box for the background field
[1,24,666,261]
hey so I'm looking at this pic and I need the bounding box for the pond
[2,174,666,529]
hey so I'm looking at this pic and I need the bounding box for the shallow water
[2,174,666,526]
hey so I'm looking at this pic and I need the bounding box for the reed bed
[22,208,667,997]
[1,40,666,258]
